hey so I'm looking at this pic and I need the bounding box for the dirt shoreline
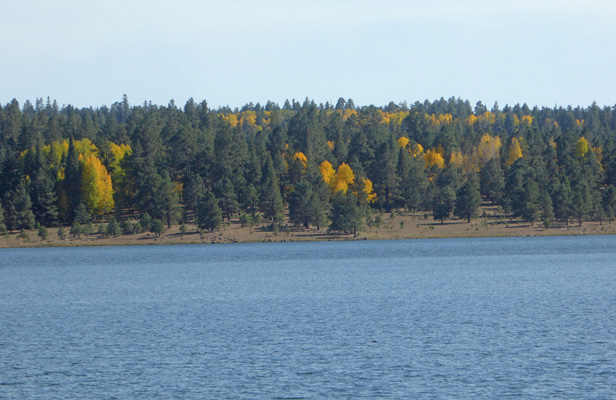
[2,211,615,249]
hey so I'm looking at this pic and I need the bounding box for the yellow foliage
[174,181,183,197]
[477,134,502,165]
[321,161,355,193]
[293,151,308,168]
[426,113,453,127]
[521,115,533,126]
[80,154,114,215]
[333,163,355,193]
[360,177,377,204]
[220,113,239,127]
[327,140,335,151]
[513,115,520,127]
[575,137,589,158]
[319,160,335,184]
[449,151,464,168]
[507,137,523,166]
[436,144,444,156]
[342,109,357,121]
[480,111,496,126]
[397,136,410,148]
[424,148,445,169]
[109,142,132,162]
[411,143,424,157]
[74,138,98,157]
[576,119,584,127]
[466,115,478,126]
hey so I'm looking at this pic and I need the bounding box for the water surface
[1,236,615,399]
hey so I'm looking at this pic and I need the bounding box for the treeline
[1,95,616,238]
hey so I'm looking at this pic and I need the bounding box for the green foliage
[433,185,456,223]
[239,213,250,228]
[17,229,30,242]
[197,191,222,232]
[329,192,364,237]
[1,96,616,235]
[74,202,91,224]
[38,225,49,240]
[57,226,66,240]
[120,220,134,235]
[455,175,482,223]
[70,222,82,238]
[150,219,165,237]
[107,218,120,237]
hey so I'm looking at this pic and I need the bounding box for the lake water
[1,236,615,399]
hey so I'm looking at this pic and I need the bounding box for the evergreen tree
[0,202,7,235]
[571,178,592,226]
[433,185,456,223]
[136,172,181,228]
[107,217,121,237]
[74,201,91,224]
[184,174,205,222]
[260,177,284,224]
[30,168,59,227]
[70,222,82,238]
[601,185,616,221]
[454,174,482,223]
[329,191,363,237]
[150,219,165,237]
[197,191,222,232]
[4,185,35,231]
[480,158,504,204]
[289,180,313,228]
[216,177,239,221]
[63,137,82,222]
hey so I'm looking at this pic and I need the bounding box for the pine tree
[289,180,313,228]
[5,185,35,231]
[329,191,363,237]
[30,168,59,227]
[217,177,239,221]
[197,191,222,232]
[63,137,82,222]
[454,174,482,223]
[433,185,456,224]
[0,202,7,235]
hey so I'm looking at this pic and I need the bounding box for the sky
[1,0,615,110]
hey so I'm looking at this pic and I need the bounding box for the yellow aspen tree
[466,114,478,126]
[293,152,308,169]
[362,178,377,203]
[575,137,589,158]
[449,151,464,168]
[477,134,502,165]
[319,160,335,185]
[411,143,424,157]
[74,138,98,157]
[327,140,335,151]
[333,163,355,193]
[397,136,410,148]
[424,149,445,169]
[507,137,523,166]
[80,154,114,215]
[521,115,533,126]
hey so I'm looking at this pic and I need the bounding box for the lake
[1,236,615,399]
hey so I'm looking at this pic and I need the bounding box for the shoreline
[2,211,615,249]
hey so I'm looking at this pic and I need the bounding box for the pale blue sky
[1,0,614,109]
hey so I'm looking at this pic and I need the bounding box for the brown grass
[2,206,615,248]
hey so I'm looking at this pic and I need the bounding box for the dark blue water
[1,236,615,399]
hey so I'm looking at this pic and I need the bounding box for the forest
[1,95,616,240]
